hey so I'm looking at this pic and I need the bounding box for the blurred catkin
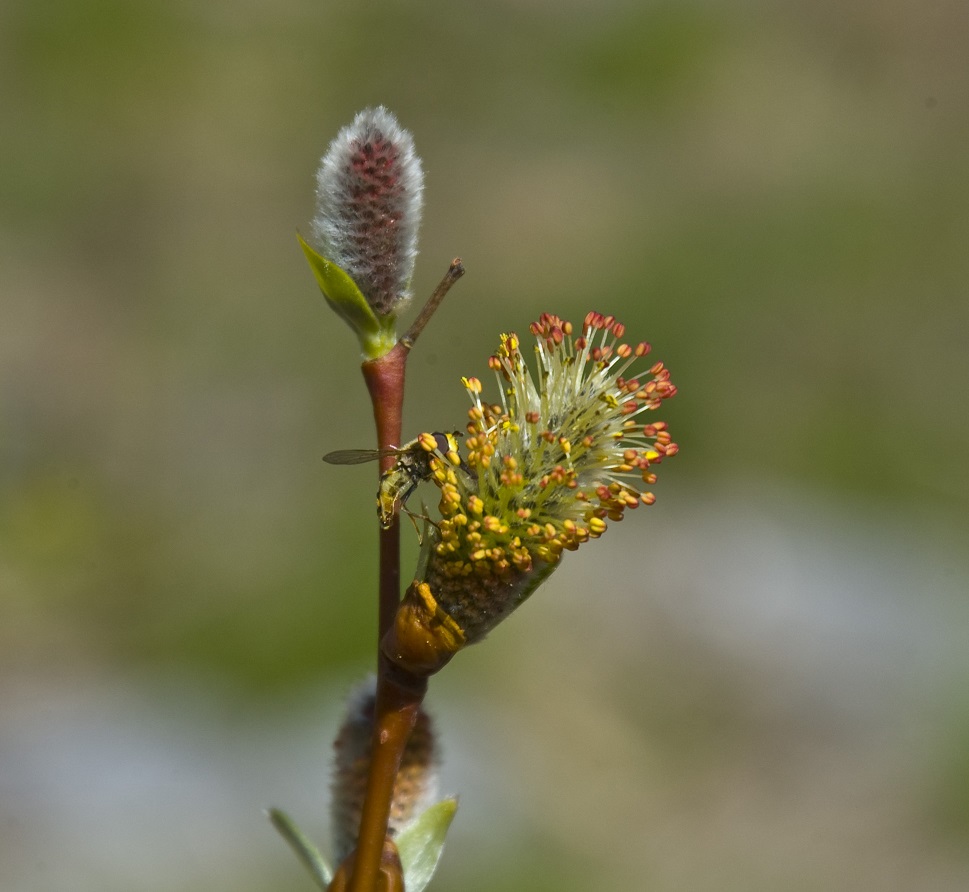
[330,678,439,865]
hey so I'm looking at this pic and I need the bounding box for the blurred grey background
[2,1,968,890]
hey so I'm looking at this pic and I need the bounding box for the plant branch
[399,259,464,352]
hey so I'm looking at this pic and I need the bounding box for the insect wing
[323,448,382,465]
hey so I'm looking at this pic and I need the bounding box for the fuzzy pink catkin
[311,107,424,316]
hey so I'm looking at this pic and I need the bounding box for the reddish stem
[342,263,463,892]
[362,344,408,643]
[343,348,409,892]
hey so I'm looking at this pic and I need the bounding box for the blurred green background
[3,1,968,890]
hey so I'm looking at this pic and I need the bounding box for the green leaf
[266,807,333,890]
[298,233,397,359]
[395,798,458,892]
